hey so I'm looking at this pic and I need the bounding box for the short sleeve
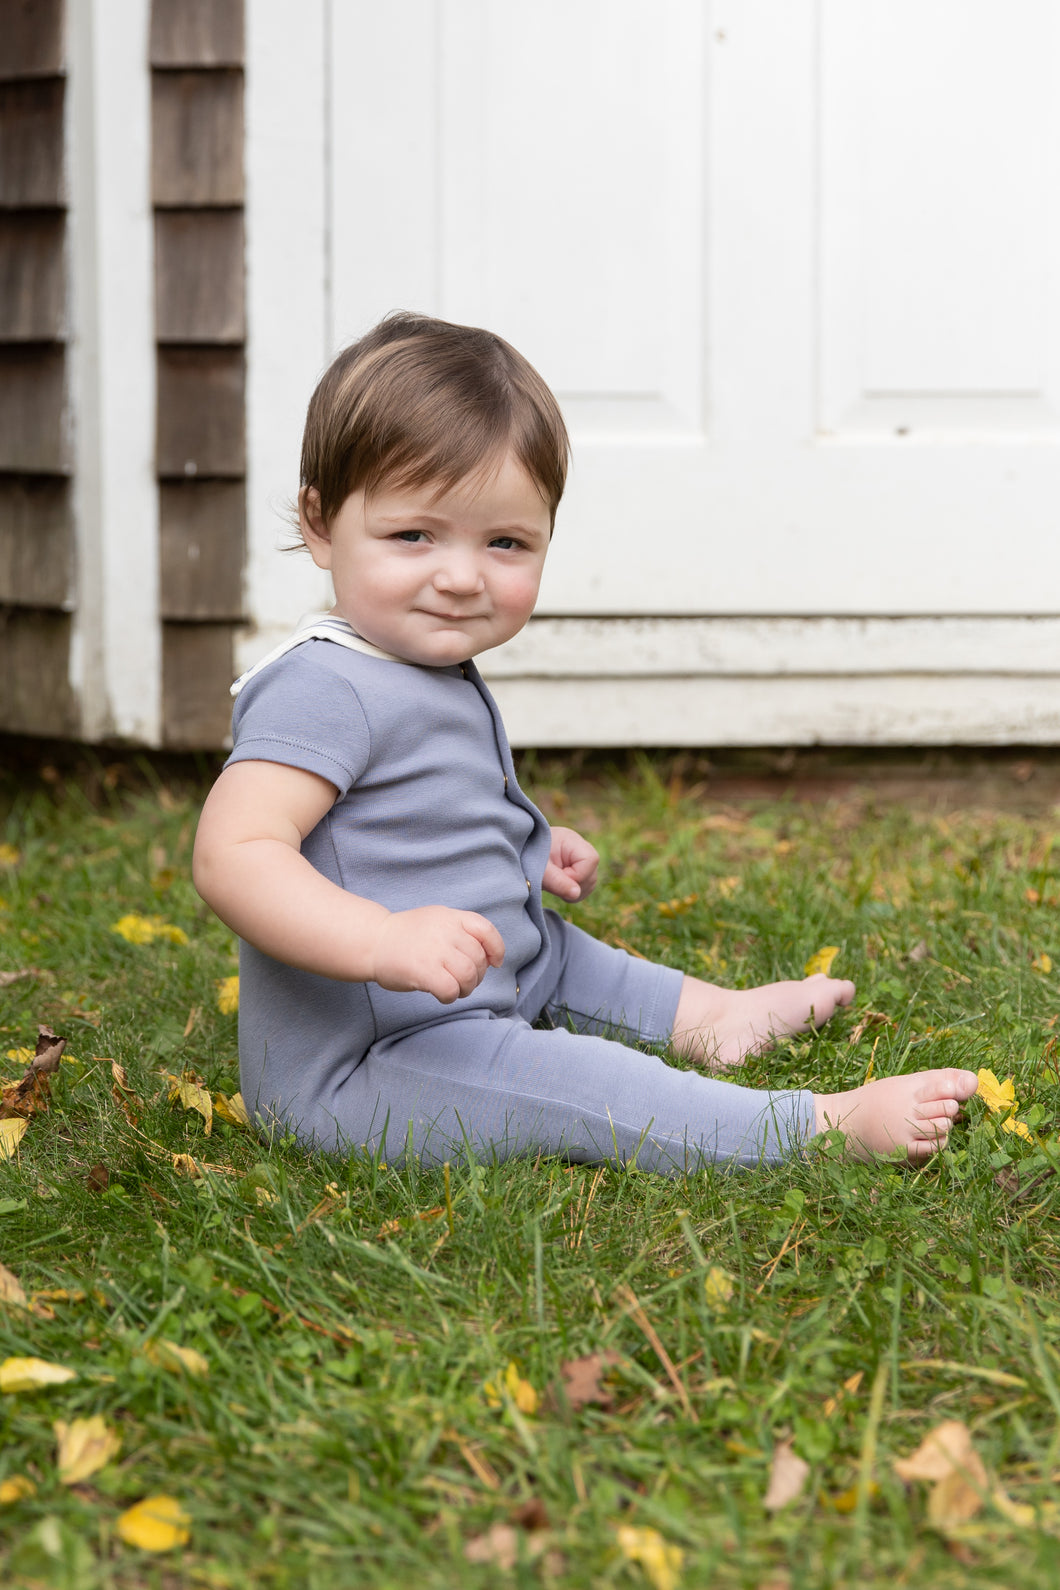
[225,651,371,796]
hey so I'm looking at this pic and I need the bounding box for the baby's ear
[300,488,332,567]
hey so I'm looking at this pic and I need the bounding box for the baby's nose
[433,551,483,591]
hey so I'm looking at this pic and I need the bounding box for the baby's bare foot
[673,973,857,1070]
[813,1068,979,1163]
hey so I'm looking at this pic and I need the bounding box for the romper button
[504,775,509,789]
[526,878,532,892]
[515,983,521,995]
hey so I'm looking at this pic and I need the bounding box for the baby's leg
[813,1068,978,1162]
[671,972,857,1071]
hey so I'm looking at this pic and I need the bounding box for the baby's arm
[542,825,600,903]
[193,761,504,1003]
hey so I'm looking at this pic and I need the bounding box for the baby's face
[304,451,551,667]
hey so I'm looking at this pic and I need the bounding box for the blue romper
[226,623,814,1172]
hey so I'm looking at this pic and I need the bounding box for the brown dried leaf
[763,1436,810,1511]
[893,1421,986,1485]
[0,1024,66,1119]
[164,1071,213,1137]
[0,1260,27,1310]
[464,1522,556,1570]
[848,1011,895,1046]
[551,1350,622,1411]
[927,1469,985,1530]
[0,968,48,989]
[110,1061,142,1125]
[85,1163,110,1194]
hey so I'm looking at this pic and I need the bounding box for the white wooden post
[241,0,332,675]
[66,0,160,743]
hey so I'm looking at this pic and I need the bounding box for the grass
[0,747,1059,1588]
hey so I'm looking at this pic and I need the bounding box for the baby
[193,312,977,1173]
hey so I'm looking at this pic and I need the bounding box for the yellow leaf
[117,1494,191,1552]
[214,1090,251,1129]
[484,1361,539,1415]
[0,1116,28,1164]
[171,1153,201,1178]
[804,946,840,976]
[0,844,20,866]
[4,1047,34,1063]
[657,894,698,919]
[0,1474,36,1504]
[54,1414,121,1484]
[1032,952,1053,975]
[976,1069,1018,1115]
[143,1339,209,1379]
[1002,1116,1034,1141]
[703,1266,734,1311]
[165,1073,213,1137]
[0,1356,77,1392]
[616,1524,684,1590]
[216,975,240,1015]
[111,914,188,947]
[763,1435,810,1511]
[0,1259,27,1309]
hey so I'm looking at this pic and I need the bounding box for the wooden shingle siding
[160,481,245,620]
[0,0,65,78]
[155,209,244,342]
[151,0,246,747]
[149,0,243,68]
[0,79,65,204]
[0,477,72,607]
[0,345,68,473]
[151,70,244,207]
[0,212,65,338]
[0,608,75,736]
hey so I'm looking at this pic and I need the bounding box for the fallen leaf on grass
[171,1153,200,1178]
[0,1117,28,1160]
[86,1162,110,1193]
[704,1266,734,1311]
[616,1524,684,1590]
[0,1474,36,1504]
[375,1205,444,1240]
[0,1259,27,1309]
[1032,952,1053,975]
[1,1023,66,1120]
[142,1339,209,1379]
[213,1090,251,1129]
[0,1356,77,1392]
[657,894,698,918]
[1001,1116,1034,1142]
[164,1071,213,1136]
[0,967,47,988]
[111,914,189,947]
[804,946,839,976]
[116,1494,191,1551]
[484,1361,539,1415]
[0,844,20,866]
[464,1521,559,1571]
[549,1350,622,1411]
[763,1436,810,1511]
[110,1061,142,1125]
[976,1070,1017,1115]
[848,1011,894,1046]
[55,1414,121,1484]
[894,1420,988,1532]
[216,975,239,1014]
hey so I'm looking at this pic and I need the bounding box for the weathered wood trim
[154,208,244,343]
[67,0,159,742]
[149,0,243,67]
[485,615,1060,678]
[0,478,73,607]
[156,346,245,478]
[0,0,65,80]
[0,78,65,204]
[0,607,76,734]
[162,621,236,746]
[151,68,244,206]
[0,344,68,472]
[160,480,245,619]
[488,674,1060,749]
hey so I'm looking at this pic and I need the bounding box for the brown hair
[298,311,569,534]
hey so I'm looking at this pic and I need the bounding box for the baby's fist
[370,907,504,1004]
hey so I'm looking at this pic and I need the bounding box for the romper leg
[311,1013,814,1173]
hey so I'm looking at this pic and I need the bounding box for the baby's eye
[489,535,520,550]
[393,530,427,543]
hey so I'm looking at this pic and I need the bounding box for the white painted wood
[484,617,1060,678]
[66,0,160,742]
[239,0,332,679]
[490,676,1060,749]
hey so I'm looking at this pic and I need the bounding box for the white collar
[231,613,412,697]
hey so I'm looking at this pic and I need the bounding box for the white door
[244,0,1060,743]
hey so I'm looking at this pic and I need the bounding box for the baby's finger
[464,913,505,967]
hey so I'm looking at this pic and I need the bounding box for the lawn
[1,746,1058,1589]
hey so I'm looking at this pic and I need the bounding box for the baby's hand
[370,907,505,1004]
[543,826,600,903]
